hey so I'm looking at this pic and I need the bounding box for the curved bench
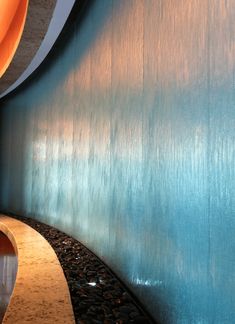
[0,215,75,324]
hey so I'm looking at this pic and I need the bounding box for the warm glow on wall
[0,0,28,78]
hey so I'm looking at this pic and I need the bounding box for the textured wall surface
[0,1,235,322]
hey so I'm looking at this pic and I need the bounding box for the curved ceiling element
[0,0,76,99]
[0,0,20,43]
[0,0,28,78]
[0,0,57,95]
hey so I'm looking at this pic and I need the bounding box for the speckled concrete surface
[0,215,75,324]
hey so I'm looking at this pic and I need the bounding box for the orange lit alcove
[0,0,28,78]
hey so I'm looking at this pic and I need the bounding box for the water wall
[0,1,235,322]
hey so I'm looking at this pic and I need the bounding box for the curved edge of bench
[0,214,75,324]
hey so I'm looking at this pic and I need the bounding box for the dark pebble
[119,305,132,314]
[132,316,150,323]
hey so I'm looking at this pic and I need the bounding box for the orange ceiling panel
[0,0,28,78]
[0,0,20,43]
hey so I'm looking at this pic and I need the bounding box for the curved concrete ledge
[0,215,75,324]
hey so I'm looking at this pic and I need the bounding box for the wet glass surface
[1,1,235,322]
[0,232,17,322]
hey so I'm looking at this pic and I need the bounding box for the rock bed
[7,214,154,324]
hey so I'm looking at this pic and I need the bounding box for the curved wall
[0,1,235,322]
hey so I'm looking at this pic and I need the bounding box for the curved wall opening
[0,0,28,78]
[0,0,76,98]
[0,232,17,322]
